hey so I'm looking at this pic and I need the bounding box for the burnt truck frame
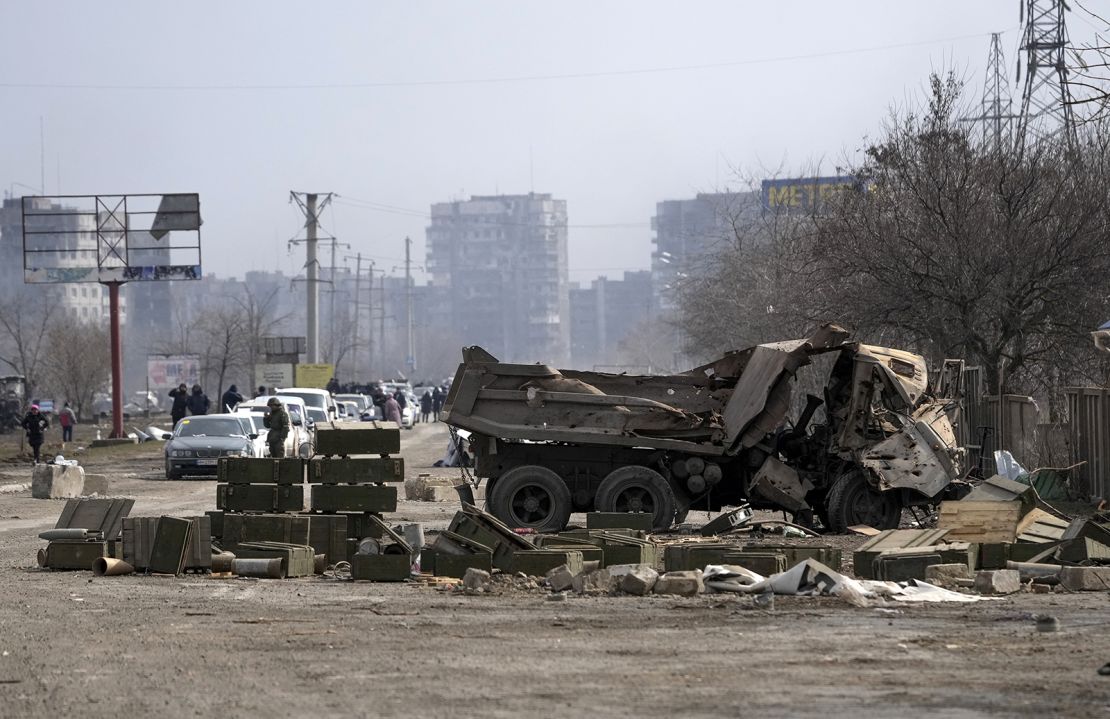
[442,325,966,533]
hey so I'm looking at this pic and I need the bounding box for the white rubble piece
[545,564,577,592]
[974,569,1021,595]
[82,474,110,495]
[31,464,85,499]
[925,563,972,587]
[1059,566,1110,591]
[571,568,614,594]
[654,570,704,596]
[609,564,659,595]
[462,568,492,592]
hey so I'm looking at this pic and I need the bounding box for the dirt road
[0,421,1107,718]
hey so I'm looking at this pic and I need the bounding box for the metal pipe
[314,553,327,574]
[233,557,284,578]
[36,548,46,567]
[1006,560,1061,583]
[92,557,134,576]
[211,552,236,573]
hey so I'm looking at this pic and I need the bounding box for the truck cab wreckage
[443,325,966,533]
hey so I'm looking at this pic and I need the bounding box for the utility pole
[961,33,1018,152]
[1015,0,1077,150]
[289,191,333,363]
[353,253,362,379]
[405,236,415,376]
[379,272,386,374]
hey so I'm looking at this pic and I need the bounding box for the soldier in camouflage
[263,397,290,458]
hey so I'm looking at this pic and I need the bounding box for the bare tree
[193,307,248,406]
[235,284,291,391]
[41,315,110,420]
[0,286,59,401]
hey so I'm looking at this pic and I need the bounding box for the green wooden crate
[531,536,605,565]
[350,552,411,581]
[308,457,405,484]
[663,543,733,572]
[148,516,194,575]
[737,544,843,571]
[310,484,397,513]
[314,421,401,457]
[586,512,654,531]
[307,513,348,565]
[206,510,224,543]
[345,512,386,541]
[217,484,305,513]
[508,549,584,577]
[722,550,787,576]
[237,541,315,578]
[43,540,107,570]
[872,552,943,582]
[218,457,305,484]
[424,549,493,579]
[447,510,534,571]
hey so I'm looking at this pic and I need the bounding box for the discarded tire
[487,465,572,533]
[595,465,676,531]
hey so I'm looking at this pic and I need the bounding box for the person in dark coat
[221,384,244,412]
[169,383,189,426]
[186,384,210,416]
[420,390,433,423]
[21,404,49,464]
[431,386,445,420]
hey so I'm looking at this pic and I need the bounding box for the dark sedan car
[164,414,258,479]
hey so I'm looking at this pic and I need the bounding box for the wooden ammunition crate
[237,541,315,578]
[314,421,401,457]
[43,539,107,570]
[307,456,405,484]
[122,516,211,571]
[218,457,305,484]
[217,484,305,513]
[350,552,411,581]
[310,484,397,513]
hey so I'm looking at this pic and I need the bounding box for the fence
[953,365,1039,476]
[1064,387,1110,500]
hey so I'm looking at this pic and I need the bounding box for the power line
[0,31,1004,92]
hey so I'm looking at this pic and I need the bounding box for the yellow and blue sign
[761,176,858,212]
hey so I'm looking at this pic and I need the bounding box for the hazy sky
[2,2,1102,284]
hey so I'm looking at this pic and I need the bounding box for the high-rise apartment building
[650,191,758,312]
[426,193,569,365]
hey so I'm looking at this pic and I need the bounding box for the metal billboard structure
[20,193,202,439]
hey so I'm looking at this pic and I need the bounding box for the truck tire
[595,466,676,531]
[487,465,572,533]
[825,469,901,533]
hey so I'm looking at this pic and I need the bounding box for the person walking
[187,384,210,416]
[221,384,244,413]
[432,386,445,420]
[420,390,433,423]
[254,385,267,398]
[169,383,189,426]
[58,402,76,446]
[383,393,402,426]
[22,404,49,464]
[262,397,289,458]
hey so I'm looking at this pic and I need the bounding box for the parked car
[335,393,371,416]
[235,396,313,458]
[164,413,258,480]
[274,387,336,425]
[338,400,359,423]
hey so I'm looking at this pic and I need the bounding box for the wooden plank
[937,501,1021,543]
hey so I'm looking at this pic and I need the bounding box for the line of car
[162,385,418,480]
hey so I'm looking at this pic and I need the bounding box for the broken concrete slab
[615,564,659,595]
[31,464,85,499]
[974,569,1021,595]
[545,563,577,592]
[925,563,972,587]
[1058,566,1110,591]
[462,567,492,592]
[654,569,704,596]
[82,474,109,495]
[571,567,614,594]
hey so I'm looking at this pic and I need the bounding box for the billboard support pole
[106,281,124,439]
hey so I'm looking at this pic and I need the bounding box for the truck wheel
[595,466,676,531]
[487,465,572,533]
[825,469,901,533]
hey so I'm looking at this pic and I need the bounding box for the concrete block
[974,569,1021,595]
[82,474,109,495]
[613,564,659,596]
[462,567,492,592]
[404,474,456,501]
[571,568,614,594]
[31,464,85,499]
[924,563,972,587]
[423,485,457,502]
[654,569,704,596]
[1059,566,1110,591]
[545,563,577,592]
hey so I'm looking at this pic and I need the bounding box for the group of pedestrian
[169,383,211,426]
[20,401,79,464]
[419,386,448,422]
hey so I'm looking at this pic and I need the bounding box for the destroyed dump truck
[442,325,967,533]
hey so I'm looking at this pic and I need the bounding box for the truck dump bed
[442,326,852,456]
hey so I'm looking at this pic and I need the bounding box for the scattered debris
[974,569,1021,595]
